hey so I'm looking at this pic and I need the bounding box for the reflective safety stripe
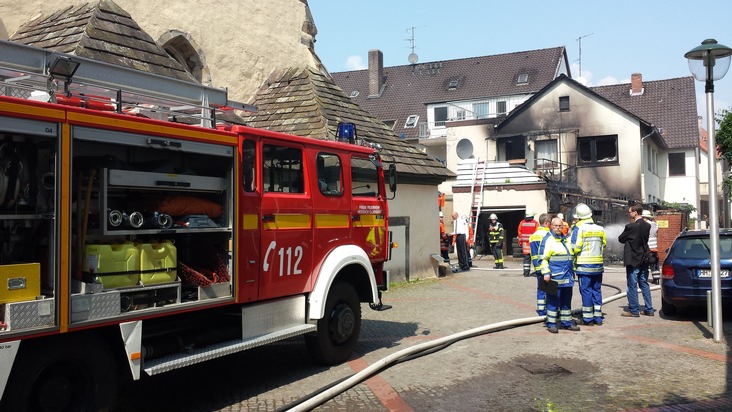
[314,214,349,228]
[263,214,311,230]
[353,214,385,227]
[560,309,573,321]
[242,213,258,230]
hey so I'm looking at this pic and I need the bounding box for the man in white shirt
[451,212,470,271]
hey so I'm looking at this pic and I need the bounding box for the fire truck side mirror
[388,163,397,199]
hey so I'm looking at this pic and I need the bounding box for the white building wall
[661,149,700,221]
[452,187,547,219]
[385,183,442,282]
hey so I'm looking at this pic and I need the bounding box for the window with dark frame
[668,152,686,176]
[434,107,448,127]
[559,96,570,111]
[316,152,343,196]
[404,115,419,128]
[496,101,507,115]
[351,156,378,197]
[263,144,304,193]
[577,135,618,165]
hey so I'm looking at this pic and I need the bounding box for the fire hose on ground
[279,283,661,412]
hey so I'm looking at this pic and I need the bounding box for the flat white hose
[287,284,661,411]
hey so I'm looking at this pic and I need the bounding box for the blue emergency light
[337,122,356,144]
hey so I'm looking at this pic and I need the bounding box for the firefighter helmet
[439,211,444,218]
[489,213,498,220]
[641,210,653,219]
[557,213,564,220]
[525,209,535,218]
[575,203,592,219]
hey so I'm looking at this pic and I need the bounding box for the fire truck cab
[0,40,394,410]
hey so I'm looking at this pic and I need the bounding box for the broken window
[578,135,618,165]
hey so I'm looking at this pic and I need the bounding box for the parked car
[661,229,732,315]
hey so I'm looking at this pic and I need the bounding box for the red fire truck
[0,40,395,410]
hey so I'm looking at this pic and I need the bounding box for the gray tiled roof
[331,47,569,139]
[10,0,196,82]
[591,76,698,149]
[244,67,452,182]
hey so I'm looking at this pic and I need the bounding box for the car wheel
[661,299,677,316]
[1,335,118,412]
[306,281,361,365]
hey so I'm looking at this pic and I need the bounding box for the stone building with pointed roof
[2,0,452,280]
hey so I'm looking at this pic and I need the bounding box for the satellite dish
[408,53,419,65]
[456,139,474,160]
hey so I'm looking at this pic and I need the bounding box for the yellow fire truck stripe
[242,214,258,230]
[353,215,385,227]
[314,214,349,228]
[0,100,65,119]
[263,214,311,230]
[67,112,238,145]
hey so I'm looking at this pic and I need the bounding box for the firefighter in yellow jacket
[530,213,551,317]
[570,203,607,326]
[540,217,580,334]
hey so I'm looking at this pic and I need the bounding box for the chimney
[630,73,644,96]
[368,49,384,97]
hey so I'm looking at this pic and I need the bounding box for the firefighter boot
[498,263,504,269]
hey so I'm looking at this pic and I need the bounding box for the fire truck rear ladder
[0,39,255,125]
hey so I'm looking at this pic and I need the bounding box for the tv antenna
[576,33,593,78]
[406,26,419,65]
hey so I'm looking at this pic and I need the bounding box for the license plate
[699,269,729,278]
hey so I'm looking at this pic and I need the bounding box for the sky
[309,1,732,127]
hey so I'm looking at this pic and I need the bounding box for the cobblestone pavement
[114,256,732,411]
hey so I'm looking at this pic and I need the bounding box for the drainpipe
[640,127,657,205]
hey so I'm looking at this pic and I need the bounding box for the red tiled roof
[591,76,698,149]
[331,47,568,139]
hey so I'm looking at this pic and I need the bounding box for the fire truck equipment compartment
[0,263,41,304]
[139,241,178,285]
[84,243,140,289]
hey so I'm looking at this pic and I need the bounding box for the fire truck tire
[306,281,362,365]
[1,336,117,412]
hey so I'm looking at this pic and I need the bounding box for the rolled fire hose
[283,284,661,412]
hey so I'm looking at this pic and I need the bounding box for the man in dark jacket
[618,204,655,317]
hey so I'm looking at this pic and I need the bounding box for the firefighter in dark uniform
[487,213,505,269]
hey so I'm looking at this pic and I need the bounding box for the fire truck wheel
[306,281,362,365]
[2,336,118,412]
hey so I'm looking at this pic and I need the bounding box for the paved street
[115,256,732,411]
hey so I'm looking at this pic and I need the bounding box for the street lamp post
[685,39,732,342]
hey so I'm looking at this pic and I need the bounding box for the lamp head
[685,39,732,82]
[49,54,80,79]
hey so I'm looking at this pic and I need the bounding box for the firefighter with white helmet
[487,213,505,269]
[570,203,607,325]
[518,209,539,276]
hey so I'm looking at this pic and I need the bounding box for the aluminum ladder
[468,158,486,245]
